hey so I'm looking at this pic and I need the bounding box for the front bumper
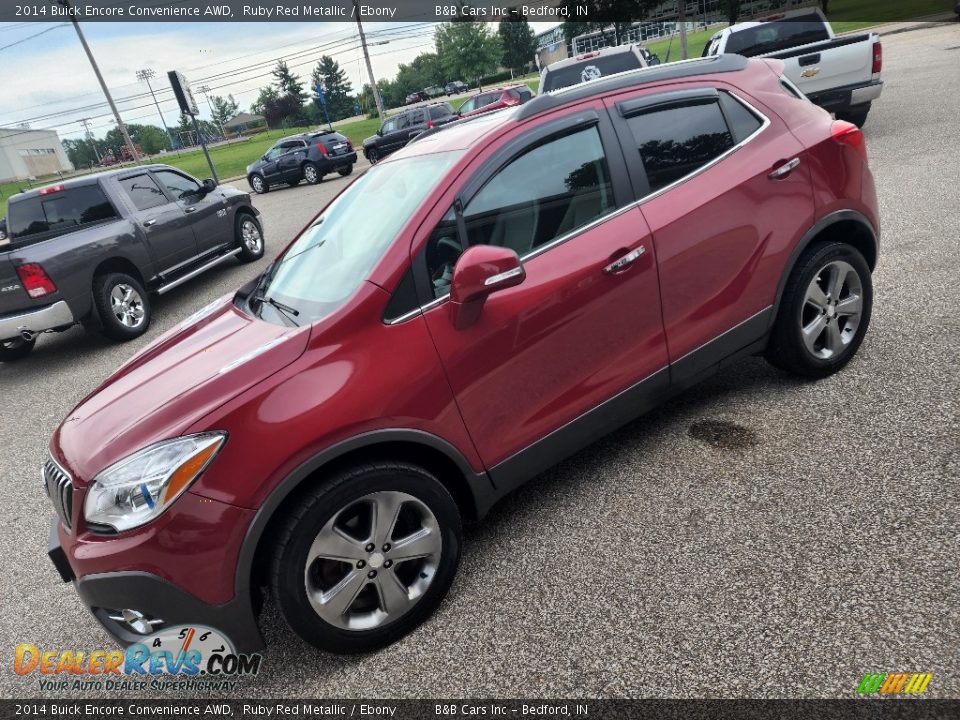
[808,79,883,112]
[0,300,74,342]
[48,518,265,652]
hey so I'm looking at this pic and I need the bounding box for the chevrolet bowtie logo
[801,68,821,78]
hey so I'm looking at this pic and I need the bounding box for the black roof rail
[517,54,749,122]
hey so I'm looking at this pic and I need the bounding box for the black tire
[302,162,322,185]
[249,173,268,194]
[92,272,151,342]
[366,148,378,165]
[0,336,36,361]
[337,164,353,177]
[236,212,265,263]
[837,104,870,128]
[766,241,872,379]
[270,461,462,654]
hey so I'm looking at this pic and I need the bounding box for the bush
[476,70,514,87]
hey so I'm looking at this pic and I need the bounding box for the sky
[0,20,558,141]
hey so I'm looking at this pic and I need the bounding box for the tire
[249,173,268,194]
[270,461,462,654]
[92,272,151,342]
[0,336,36,361]
[837,104,870,128]
[366,148,378,165]
[302,162,322,185]
[765,241,872,379]
[236,212,265,263]
[337,164,353,177]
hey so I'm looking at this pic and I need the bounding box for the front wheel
[249,173,268,194]
[365,148,378,165]
[337,164,353,177]
[270,462,462,654]
[303,162,322,185]
[236,213,265,263]
[0,336,36,362]
[766,242,872,379]
[92,272,151,342]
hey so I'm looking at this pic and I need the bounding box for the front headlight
[84,432,226,533]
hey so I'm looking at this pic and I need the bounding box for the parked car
[424,86,444,98]
[539,44,651,93]
[702,7,882,127]
[246,130,356,194]
[0,166,263,360]
[0,217,6,245]
[456,85,534,120]
[404,91,427,105]
[362,103,456,164]
[99,154,118,167]
[46,56,879,656]
[445,80,468,95]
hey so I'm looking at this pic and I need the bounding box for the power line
[0,23,67,51]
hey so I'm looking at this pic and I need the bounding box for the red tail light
[831,120,867,161]
[872,41,882,74]
[316,143,328,156]
[39,184,64,196]
[17,263,57,298]
[346,140,353,150]
[426,120,434,129]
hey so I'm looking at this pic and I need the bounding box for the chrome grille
[43,457,73,533]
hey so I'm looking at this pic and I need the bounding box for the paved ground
[1,23,958,699]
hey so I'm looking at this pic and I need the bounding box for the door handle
[142,218,157,227]
[769,158,800,180]
[603,246,646,275]
[184,206,197,213]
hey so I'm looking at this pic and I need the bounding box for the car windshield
[542,53,643,92]
[252,150,462,325]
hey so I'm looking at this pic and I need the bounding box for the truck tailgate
[771,33,876,96]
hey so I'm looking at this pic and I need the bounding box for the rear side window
[718,92,763,143]
[724,15,830,57]
[119,174,167,211]
[9,186,117,239]
[625,100,735,195]
[429,105,451,119]
[543,53,643,92]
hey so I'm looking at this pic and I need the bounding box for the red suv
[47,55,878,654]
[457,84,533,119]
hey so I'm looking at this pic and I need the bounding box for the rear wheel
[837,103,870,128]
[249,173,268,194]
[766,242,872,378]
[236,213,265,263]
[270,461,462,654]
[92,272,151,342]
[303,162,322,185]
[0,336,35,361]
[338,164,353,177]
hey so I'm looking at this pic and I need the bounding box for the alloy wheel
[110,283,146,329]
[304,165,318,183]
[801,260,863,359]
[240,219,262,254]
[251,176,264,193]
[303,491,442,631]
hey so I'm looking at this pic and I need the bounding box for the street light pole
[59,0,139,163]
[354,0,385,124]
[136,68,176,153]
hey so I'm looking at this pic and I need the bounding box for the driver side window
[153,170,201,200]
[265,145,284,160]
[381,118,398,134]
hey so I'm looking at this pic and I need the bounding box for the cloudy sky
[0,20,556,141]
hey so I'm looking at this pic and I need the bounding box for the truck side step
[156,248,241,296]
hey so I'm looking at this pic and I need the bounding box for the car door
[416,109,669,490]
[259,143,285,184]
[152,169,231,256]
[276,140,307,181]
[116,173,198,274]
[604,85,815,383]
[388,113,413,152]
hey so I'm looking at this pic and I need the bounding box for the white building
[0,127,74,183]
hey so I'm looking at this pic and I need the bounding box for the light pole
[136,68,176,153]
[196,85,225,139]
[58,0,139,163]
[354,0,385,124]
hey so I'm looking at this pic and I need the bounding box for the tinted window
[543,53,643,92]
[430,105,452,119]
[119,174,167,211]
[264,145,284,160]
[425,126,614,298]
[626,101,734,195]
[459,98,476,113]
[381,118,398,134]
[718,92,763,144]
[724,15,830,57]
[154,170,201,200]
[10,186,116,239]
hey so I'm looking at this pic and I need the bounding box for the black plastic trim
[617,88,719,118]
[671,307,773,388]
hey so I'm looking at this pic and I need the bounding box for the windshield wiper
[254,293,300,326]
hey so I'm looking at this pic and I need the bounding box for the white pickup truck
[703,7,882,127]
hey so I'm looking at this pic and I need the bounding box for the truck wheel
[270,461,462,654]
[302,162,322,185]
[338,164,353,177]
[236,213,265,263]
[837,104,870,128]
[249,173,268,194]
[92,272,151,342]
[0,337,36,362]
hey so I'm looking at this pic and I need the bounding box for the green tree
[499,17,537,75]
[210,94,240,127]
[251,86,279,116]
[311,56,354,122]
[272,60,307,104]
[435,21,502,86]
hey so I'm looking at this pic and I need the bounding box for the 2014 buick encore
[46,56,879,654]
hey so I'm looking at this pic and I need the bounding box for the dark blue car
[246,130,357,194]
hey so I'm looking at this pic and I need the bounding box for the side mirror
[448,245,525,330]
[201,178,216,194]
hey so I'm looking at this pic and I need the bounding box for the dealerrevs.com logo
[14,625,262,693]
[856,672,933,696]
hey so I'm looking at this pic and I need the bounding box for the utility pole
[354,0,385,124]
[196,85,225,139]
[78,118,101,164]
[678,0,689,60]
[58,0,139,163]
[136,68,176,152]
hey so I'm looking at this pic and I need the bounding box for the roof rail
[517,55,749,122]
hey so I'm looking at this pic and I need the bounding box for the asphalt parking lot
[1,23,958,699]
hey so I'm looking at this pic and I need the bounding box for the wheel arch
[237,429,492,595]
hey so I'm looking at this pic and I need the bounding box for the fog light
[105,608,163,635]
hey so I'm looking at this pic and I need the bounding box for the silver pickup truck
[703,7,883,127]
[0,165,264,361]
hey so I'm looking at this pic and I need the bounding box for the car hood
[362,135,377,147]
[54,296,310,484]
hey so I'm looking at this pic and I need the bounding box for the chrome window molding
[386,91,770,326]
